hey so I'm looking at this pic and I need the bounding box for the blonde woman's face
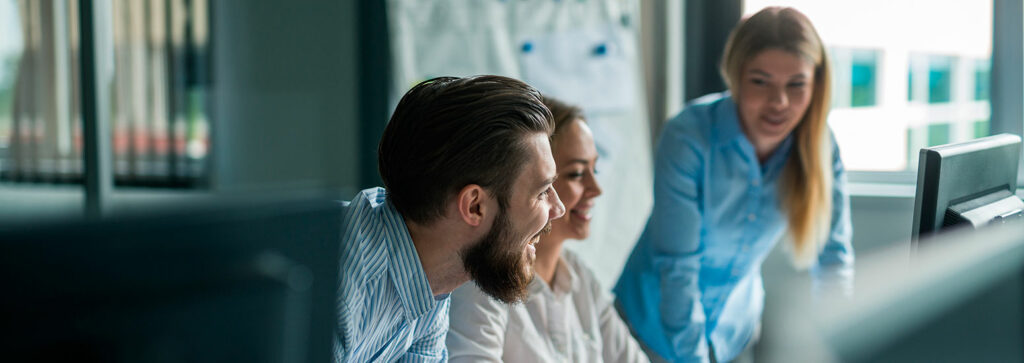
[736,48,815,159]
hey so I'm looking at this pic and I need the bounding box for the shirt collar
[763,134,794,174]
[713,92,794,173]
[712,92,748,146]
[553,255,579,294]
[528,255,579,298]
[381,197,437,321]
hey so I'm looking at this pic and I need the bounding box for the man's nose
[548,188,566,220]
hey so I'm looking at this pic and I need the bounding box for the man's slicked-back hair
[378,75,554,224]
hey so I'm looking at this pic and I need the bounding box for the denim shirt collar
[714,92,794,175]
[712,92,747,146]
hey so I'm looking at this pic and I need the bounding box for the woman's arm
[811,131,855,297]
[584,262,651,363]
[445,283,509,362]
[648,117,710,362]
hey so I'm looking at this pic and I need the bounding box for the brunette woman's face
[549,118,602,241]
[736,48,815,158]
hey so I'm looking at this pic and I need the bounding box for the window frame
[80,0,114,218]
[990,0,1024,187]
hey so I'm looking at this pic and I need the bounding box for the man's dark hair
[378,75,554,224]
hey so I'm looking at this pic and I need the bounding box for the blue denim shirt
[613,93,853,363]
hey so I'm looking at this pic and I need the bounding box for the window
[973,119,989,138]
[974,59,990,101]
[926,55,953,104]
[0,0,210,188]
[927,123,951,146]
[831,47,880,108]
[0,0,19,176]
[849,49,878,107]
[744,0,992,173]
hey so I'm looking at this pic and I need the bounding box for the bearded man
[335,75,566,362]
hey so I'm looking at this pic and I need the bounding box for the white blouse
[446,250,650,363]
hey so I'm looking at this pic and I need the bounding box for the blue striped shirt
[335,187,450,362]
[614,93,853,362]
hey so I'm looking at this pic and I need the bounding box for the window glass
[0,0,20,173]
[973,119,989,138]
[926,55,952,104]
[0,0,81,183]
[974,59,990,101]
[0,0,210,187]
[850,49,878,107]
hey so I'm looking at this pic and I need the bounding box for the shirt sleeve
[648,117,711,362]
[581,259,651,363]
[445,283,509,362]
[335,201,360,362]
[398,300,451,362]
[811,131,855,298]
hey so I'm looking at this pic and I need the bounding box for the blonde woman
[614,7,853,363]
[447,97,651,363]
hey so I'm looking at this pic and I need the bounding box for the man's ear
[456,184,489,227]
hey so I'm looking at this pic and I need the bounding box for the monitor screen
[0,195,342,363]
[911,133,1024,244]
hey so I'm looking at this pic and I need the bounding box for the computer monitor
[0,194,342,363]
[911,133,1024,244]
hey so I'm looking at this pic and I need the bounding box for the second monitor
[911,133,1024,244]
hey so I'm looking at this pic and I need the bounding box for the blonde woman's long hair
[719,7,833,268]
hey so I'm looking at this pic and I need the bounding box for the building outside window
[925,55,953,104]
[849,49,878,107]
[831,47,880,109]
[974,58,990,101]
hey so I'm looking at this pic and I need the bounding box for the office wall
[211,0,360,194]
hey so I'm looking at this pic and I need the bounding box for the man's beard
[461,210,548,304]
